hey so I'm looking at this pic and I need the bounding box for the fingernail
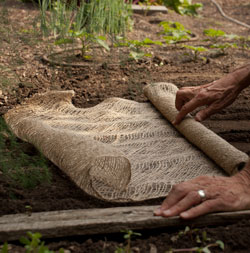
[154,208,161,215]
[195,115,201,122]
[163,210,171,216]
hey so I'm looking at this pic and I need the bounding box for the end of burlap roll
[4,90,132,193]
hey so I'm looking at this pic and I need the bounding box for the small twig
[210,0,250,29]
[170,243,221,252]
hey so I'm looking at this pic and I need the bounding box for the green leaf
[96,38,110,51]
[133,232,142,236]
[162,0,202,16]
[216,240,225,250]
[83,55,92,60]
[97,35,106,41]
[123,234,130,239]
[202,246,211,253]
[196,235,201,243]
[1,242,8,253]
[28,232,42,240]
[143,38,154,44]
[204,29,226,37]
[54,38,74,45]
[183,45,207,52]
[115,247,125,253]
[19,236,31,245]
[130,51,146,60]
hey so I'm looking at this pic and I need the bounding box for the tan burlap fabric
[4,83,249,202]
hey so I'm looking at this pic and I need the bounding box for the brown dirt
[0,0,250,252]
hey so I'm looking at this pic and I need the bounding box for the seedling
[39,0,132,59]
[210,42,238,55]
[56,31,110,60]
[116,37,162,61]
[159,21,192,45]
[203,28,226,44]
[138,0,151,16]
[162,0,203,16]
[183,45,207,61]
[115,229,141,253]
[0,242,8,253]
[234,35,250,53]
[20,232,65,253]
[167,227,224,253]
[166,240,224,252]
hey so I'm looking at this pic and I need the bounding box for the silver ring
[198,190,206,201]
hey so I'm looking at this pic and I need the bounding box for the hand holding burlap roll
[4,83,248,202]
[144,82,249,175]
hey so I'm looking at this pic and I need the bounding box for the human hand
[154,170,250,219]
[173,73,245,125]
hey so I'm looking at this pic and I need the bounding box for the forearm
[231,63,250,91]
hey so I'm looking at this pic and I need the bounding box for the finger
[173,97,204,125]
[161,190,203,217]
[175,89,194,111]
[154,184,188,216]
[195,104,220,121]
[180,199,220,219]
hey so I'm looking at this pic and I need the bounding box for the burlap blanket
[4,83,248,202]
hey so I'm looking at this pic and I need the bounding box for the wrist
[231,64,250,91]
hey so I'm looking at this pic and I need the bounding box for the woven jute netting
[4,83,249,202]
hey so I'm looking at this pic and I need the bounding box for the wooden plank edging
[1,206,250,241]
[131,4,168,15]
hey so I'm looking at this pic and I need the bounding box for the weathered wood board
[131,4,168,15]
[1,206,250,242]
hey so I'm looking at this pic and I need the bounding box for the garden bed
[0,0,250,252]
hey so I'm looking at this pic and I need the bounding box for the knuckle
[181,104,189,112]
[195,175,210,182]
[222,193,239,208]
[188,191,199,202]
[172,184,182,194]
[204,201,217,211]
[196,92,206,99]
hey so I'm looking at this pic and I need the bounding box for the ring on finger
[198,189,206,201]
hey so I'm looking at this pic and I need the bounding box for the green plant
[0,242,8,253]
[115,230,141,253]
[162,0,203,16]
[234,35,250,53]
[0,117,51,189]
[203,28,238,55]
[210,42,237,55]
[20,232,64,253]
[39,0,132,58]
[167,227,224,253]
[138,0,152,15]
[166,240,224,252]
[183,45,207,61]
[116,37,162,61]
[159,21,192,45]
[203,28,226,44]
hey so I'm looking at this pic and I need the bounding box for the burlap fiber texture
[4,83,249,202]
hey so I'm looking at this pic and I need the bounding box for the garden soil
[0,0,250,252]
